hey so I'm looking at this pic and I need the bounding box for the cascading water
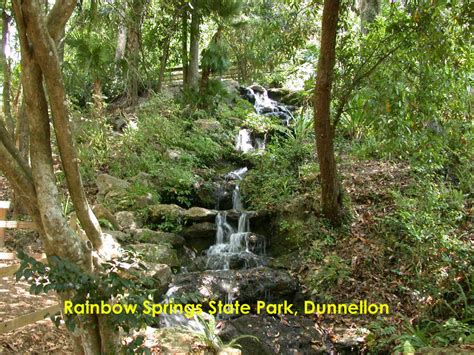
[236,85,294,152]
[206,171,265,271]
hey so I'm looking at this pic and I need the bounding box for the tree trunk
[181,9,189,86]
[313,0,344,226]
[157,38,171,93]
[186,2,200,90]
[9,1,120,352]
[92,77,103,119]
[126,0,146,106]
[1,11,14,139]
[115,7,127,62]
[360,0,380,34]
[13,101,29,217]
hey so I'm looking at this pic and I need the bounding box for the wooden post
[0,201,11,248]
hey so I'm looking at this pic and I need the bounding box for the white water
[235,129,254,153]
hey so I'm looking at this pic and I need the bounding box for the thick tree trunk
[115,5,127,62]
[126,0,146,106]
[181,9,189,86]
[1,11,14,139]
[314,0,344,226]
[360,0,380,34]
[10,1,120,352]
[186,2,200,90]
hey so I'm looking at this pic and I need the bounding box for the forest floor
[0,175,72,353]
[0,157,472,353]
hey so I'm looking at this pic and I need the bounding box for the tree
[186,0,201,89]
[1,8,13,138]
[126,0,147,105]
[360,0,379,34]
[313,0,344,225]
[1,1,120,352]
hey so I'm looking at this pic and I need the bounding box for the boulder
[105,229,130,244]
[130,172,154,188]
[150,204,185,221]
[180,222,216,239]
[96,174,129,197]
[267,87,291,101]
[131,243,180,267]
[219,315,323,354]
[249,84,265,94]
[114,211,139,230]
[92,204,120,230]
[144,262,172,287]
[194,119,223,132]
[222,79,240,96]
[166,149,182,160]
[168,267,298,305]
[130,228,184,247]
[135,193,155,208]
[183,207,217,222]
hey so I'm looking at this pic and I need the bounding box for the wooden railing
[162,66,240,85]
[0,201,57,334]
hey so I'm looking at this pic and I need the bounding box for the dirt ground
[0,175,72,353]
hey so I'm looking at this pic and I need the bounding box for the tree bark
[10,1,120,352]
[313,0,344,226]
[126,0,146,106]
[20,1,105,252]
[1,10,14,138]
[157,37,170,93]
[13,101,30,217]
[186,1,200,90]
[115,3,127,62]
[360,0,380,34]
[181,8,189,85]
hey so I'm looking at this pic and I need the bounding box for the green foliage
[15,250,159,334]
[191,314,259,352]
[241,111,316,209]
[306,255,351,300]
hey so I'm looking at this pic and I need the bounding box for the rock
[130,228,185,247]
[280,91,302,106]
[130,172,154,188]
[131,243,180,267]
[183,207,217,222]
[267,87,290,101]
[180,222,217,253]
[105,229,130,244]
[144,262,172,287]
[194,119,223,132]
[96,174,129,197]
[166,149,182,160]
[148,328,208,354]
[92,204,120,230]
[249,84,265,94]
[135,193,155,208]
[219,315,323,354]
[97,232,122,260]
[114,211,139,230]
[222,79,240,96]
[180,222,216,239]
[169,267,298,305]
[150,204,185,221]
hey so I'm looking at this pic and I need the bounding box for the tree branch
[46,0,77,44]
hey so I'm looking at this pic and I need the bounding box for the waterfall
[206,168,265,271]
[235,129,254,153]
